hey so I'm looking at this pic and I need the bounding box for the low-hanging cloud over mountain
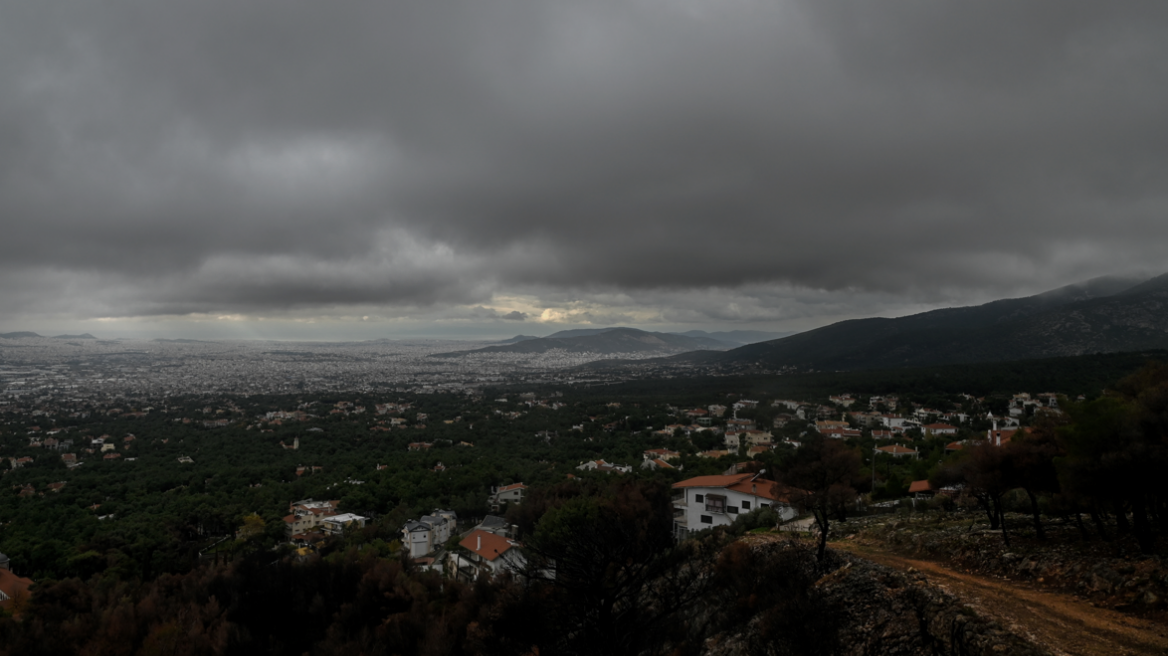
[2,1,1167,336]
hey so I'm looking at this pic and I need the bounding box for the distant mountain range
[0,332,97,340]
[436,327,739,357]
[477,328,790,354]
[661,273,1168,372]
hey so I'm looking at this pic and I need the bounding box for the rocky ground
[834,543,1168,656]
[840,512,1168,617]
[702,535,1051,656]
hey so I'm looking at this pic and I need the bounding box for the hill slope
[690,274,1168,371]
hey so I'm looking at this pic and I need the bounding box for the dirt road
[833,541,1168,656]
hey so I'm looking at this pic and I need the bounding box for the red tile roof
[459,529,516,561]
[908,480,934,494]
[877,445,918,455]
[673,474,790,502]
[672,474,753,489]
[0,569,33,611]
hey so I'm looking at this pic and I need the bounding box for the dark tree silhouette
[780,436,861,562]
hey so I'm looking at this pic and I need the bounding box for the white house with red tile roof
[671,473,797,539]
[877,445,919,458]
[576,460,632,474]
[282,499,341,538]
[450,529,524,582]
[488,483,527,511]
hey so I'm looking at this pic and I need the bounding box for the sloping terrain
[833,543,1168,656]
[696,274,1168,371]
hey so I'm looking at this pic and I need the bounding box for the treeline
[934,362,1168,553]
[557,350,1168,404]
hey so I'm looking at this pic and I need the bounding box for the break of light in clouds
[2,1,1167,340]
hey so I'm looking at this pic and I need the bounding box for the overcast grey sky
[2,1,1166,340]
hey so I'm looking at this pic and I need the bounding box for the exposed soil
[833,540,1168,656]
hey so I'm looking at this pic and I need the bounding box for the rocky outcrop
[701,542,1048,656]
[813,557,1048,656]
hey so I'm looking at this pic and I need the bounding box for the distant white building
[488,483,527,512]
[402,509,458,558]
[323,513,368,536]
[450,529,524,582]
[576,459,632,474]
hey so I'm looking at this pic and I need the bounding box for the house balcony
[671,494,686,507]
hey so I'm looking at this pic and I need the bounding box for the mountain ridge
[688,274,1168,372]
[432,327,728,357]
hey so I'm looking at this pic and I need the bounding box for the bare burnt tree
[780,436,861,562]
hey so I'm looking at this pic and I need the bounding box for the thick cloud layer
[2,1,1167,334]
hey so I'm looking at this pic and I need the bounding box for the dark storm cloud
[2,0,1167,322]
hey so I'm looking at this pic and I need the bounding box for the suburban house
[877,445,919,459]
[576,460,631,474]
[880,415,916,430]
[671,473,797,539]
[402,509,458,558]
[922,423,959,436]
[450,529,524,582]
[815,420,849,433]
[322,513,368,536]
[477,514,513,537]
[488,483,527,512]
[643,448,680,462]
[283,499,341,538]
[641,456,676,470]
[821,427,862,440]
[724,429,773,449]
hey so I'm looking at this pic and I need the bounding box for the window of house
[695,494,704,503]
[704,494,726,513]
[742,501,751,510]
[727,506,738,514]
[700,515,713,524]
